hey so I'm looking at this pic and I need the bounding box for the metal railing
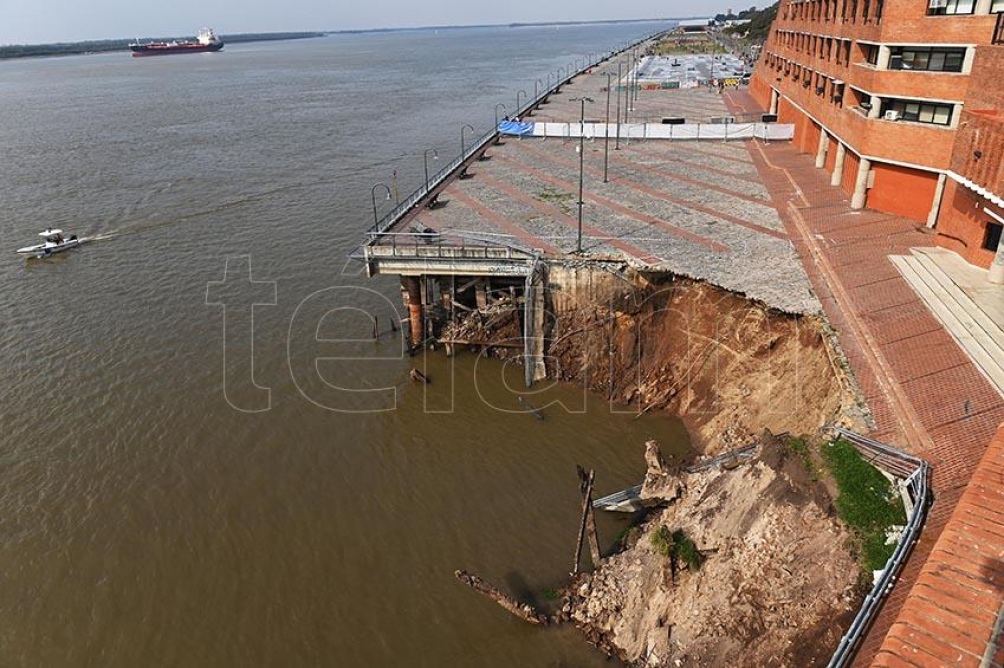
[827,428,931,668]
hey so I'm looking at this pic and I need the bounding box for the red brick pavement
[873,425,1004,668]
[723,90,1004,665]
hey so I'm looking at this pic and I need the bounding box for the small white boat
[16,228,81,258]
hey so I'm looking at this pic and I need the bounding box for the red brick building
[749,0,1004,278]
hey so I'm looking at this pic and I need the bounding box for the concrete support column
[963,46,978,74]
[402,275,424,348]
[830,142,846,186]
[868,95,882,119]
[851,157,872,210]
[770,88,780,115]
[815,129,829,169]
[976,0,993,14]
[990,208,1004,284]
[926,173,948,228]
[877,45,892,70]
[990,241,1004,285]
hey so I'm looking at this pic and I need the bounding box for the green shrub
[672,530,704,571]
[650,525,674,558]
[649,525,703,571]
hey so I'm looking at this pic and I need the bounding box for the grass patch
[535,188,574,216]
[786,435,821,481]
[823,439,907,572]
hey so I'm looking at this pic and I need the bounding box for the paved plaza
[383,65,815,313]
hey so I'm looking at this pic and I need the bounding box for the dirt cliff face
[545,267,847,453]
[568,439,859,667]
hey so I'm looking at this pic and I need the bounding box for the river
[0,24,690,666]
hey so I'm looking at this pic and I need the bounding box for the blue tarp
[498,120,535,136]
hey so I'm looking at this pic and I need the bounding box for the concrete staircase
[890,248,1004,399]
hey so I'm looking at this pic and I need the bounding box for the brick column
[830,142,846,186]
[851,157,871,210]
[815,129,829,168]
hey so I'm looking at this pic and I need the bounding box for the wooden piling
[454,570,548,625]
[573,468,599,575]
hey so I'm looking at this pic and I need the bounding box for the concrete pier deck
[363,59,818,315]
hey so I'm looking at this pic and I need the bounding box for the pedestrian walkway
[723,89,1004,666]
[891,248,1004,399]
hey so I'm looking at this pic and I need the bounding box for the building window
[928,0,976,15]
[992,0,1004,11]
[884,98,954,125]
[984,222,1003,252]
[864,44,880,65]
[889,47,966,72]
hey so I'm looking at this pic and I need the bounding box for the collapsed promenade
[356,39,1004,666]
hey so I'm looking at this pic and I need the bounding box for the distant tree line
[722,3,779,42]
[0,32,325,60]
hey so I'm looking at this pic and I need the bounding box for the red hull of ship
[130,43,224,57]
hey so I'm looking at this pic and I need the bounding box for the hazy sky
[0,0,741,45]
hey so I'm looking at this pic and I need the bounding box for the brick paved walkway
[724,90,1004,665]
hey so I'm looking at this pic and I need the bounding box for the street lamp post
[460,123,476,157]
[571,97,594,254]
[494,103,507,144]
[624,55,632,126]
[615,62,622,150]
[603,72,612,182]
[515,89,527,118]
[423,148,438,194]
[460,124,475,178]
[370,183,392,233]
[534,78,545,104]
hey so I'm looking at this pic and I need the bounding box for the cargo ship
[129,28,223,56]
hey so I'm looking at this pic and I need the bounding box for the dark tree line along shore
[0,32,325,60]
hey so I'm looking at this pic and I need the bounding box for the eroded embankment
[441,265,865,666]
[443,264,857,453]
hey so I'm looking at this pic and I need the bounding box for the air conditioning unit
[929,0,948,8]
[884,110,901,121]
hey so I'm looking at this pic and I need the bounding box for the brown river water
[0,25,690,666]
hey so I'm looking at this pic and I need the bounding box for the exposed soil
[440,267,860,454]
[566,435,860,667]
[438,267,864,665]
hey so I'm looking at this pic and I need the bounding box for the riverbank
[0,32,324,60]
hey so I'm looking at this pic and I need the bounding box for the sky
[0,0,743,45]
